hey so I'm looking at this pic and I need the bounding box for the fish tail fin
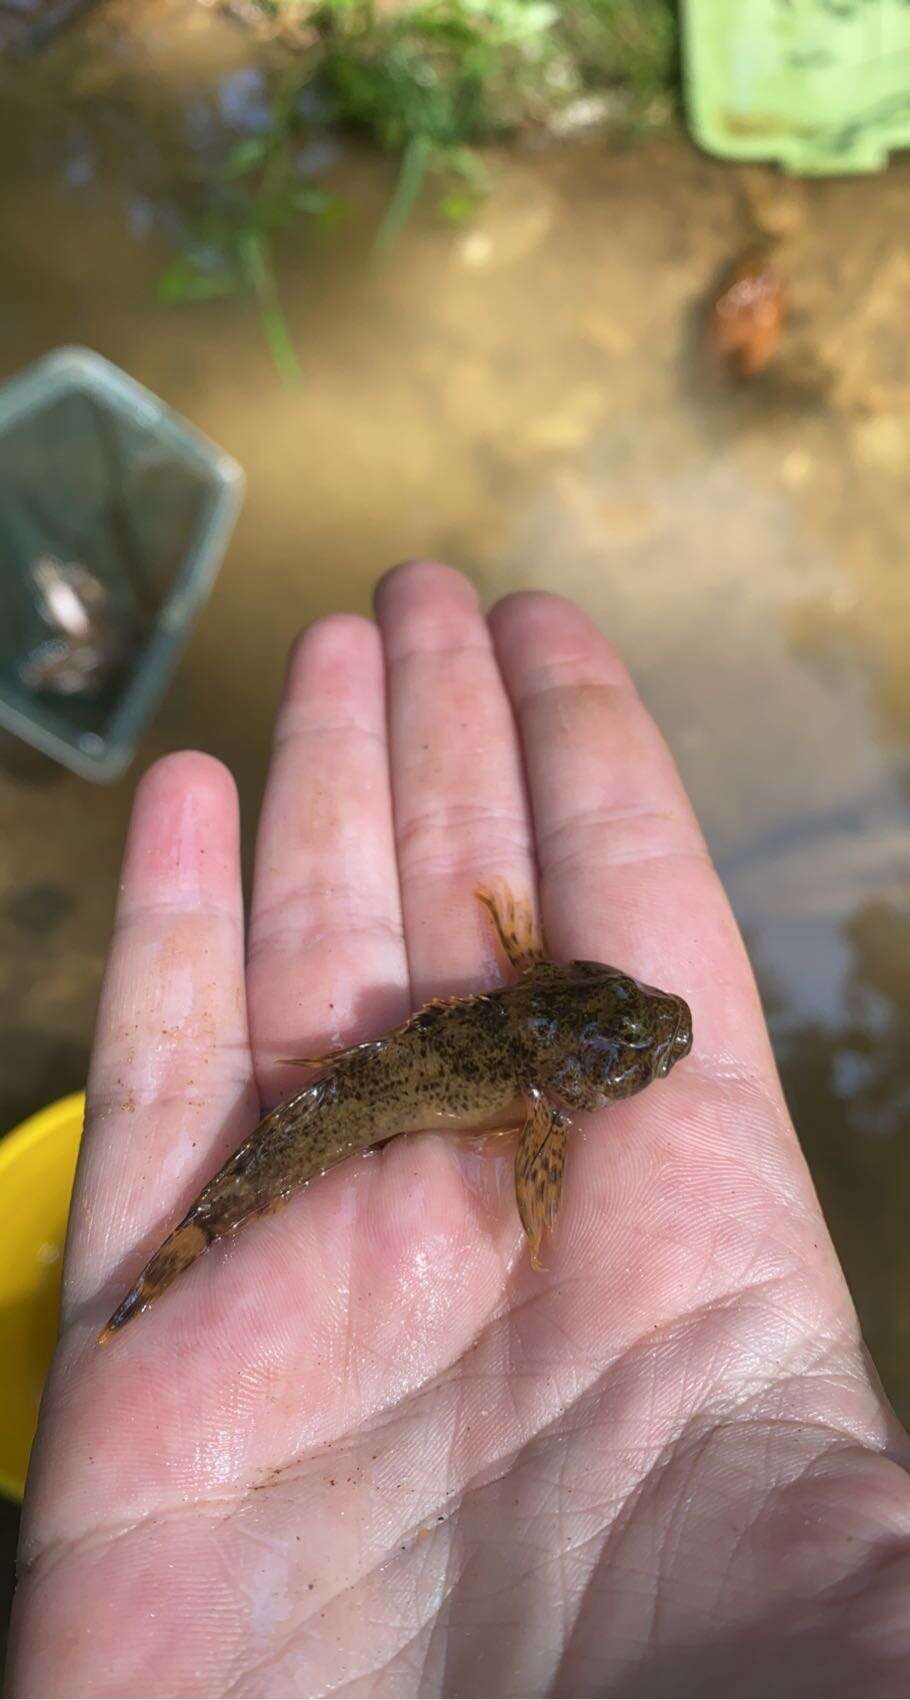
[98,1086,334,1344]
[98,1217,212,1344]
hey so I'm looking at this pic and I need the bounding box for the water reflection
[774,898,910,1413]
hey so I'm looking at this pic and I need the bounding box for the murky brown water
[2,0,910,1633]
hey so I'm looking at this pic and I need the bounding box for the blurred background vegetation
[156,0,680,369]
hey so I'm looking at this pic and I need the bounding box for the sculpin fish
[100,884,692,1341]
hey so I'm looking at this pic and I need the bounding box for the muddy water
[1,0,910,1571]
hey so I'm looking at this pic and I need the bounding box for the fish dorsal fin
[280,1036,384,1072]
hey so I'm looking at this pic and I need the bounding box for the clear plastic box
[0,347,243,780]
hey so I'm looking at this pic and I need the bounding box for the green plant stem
[238,227,302,383]
[374,133,433,254]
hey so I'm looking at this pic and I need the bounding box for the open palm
[10,563,910,1698]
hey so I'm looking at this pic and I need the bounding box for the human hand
[10,563,910,1697]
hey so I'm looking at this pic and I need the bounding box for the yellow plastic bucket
[0,1092,84,1500]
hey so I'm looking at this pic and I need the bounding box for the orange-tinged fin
[98,1218,211,1344]
[282,1056,334,1071]
[475,882,546,974]
[514,1096,569,1271]
[449,1124,522,1155]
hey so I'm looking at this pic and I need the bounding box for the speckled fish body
[100,889,692,1341]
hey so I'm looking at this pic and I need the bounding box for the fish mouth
[655,1003,692,1079]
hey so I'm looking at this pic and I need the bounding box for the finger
[488,593,844,1344]
[375,561,536,1004]
[65,753,255,1321]
[489,591,775,1080]
[246,615,408,1106]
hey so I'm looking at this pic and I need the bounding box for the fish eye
[582,1015,646,1051]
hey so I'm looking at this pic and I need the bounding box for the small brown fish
[20,555,133,698]
[711,251,787,378]
[100,886,692,1341]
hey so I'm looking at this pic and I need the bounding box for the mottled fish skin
[99,888,692,1340]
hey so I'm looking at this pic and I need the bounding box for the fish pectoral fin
[514,1092,569,1271]
[449,1122,524,1155]
[475,881,546,975]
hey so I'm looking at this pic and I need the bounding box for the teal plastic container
[0,347,243,780]
[683,0,910,174]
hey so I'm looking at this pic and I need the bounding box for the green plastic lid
[0,347,243,781]
[683,0,910,174]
